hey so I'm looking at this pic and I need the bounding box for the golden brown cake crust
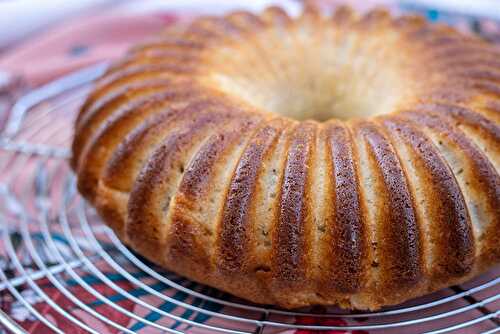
[72,5,500,310]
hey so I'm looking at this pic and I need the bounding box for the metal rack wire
[0,62,498,334]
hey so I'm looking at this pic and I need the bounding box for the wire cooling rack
[0,61,499,334]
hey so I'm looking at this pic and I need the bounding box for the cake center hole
[205,30,409,122]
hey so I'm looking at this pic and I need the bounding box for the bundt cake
[71,5,500,310]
